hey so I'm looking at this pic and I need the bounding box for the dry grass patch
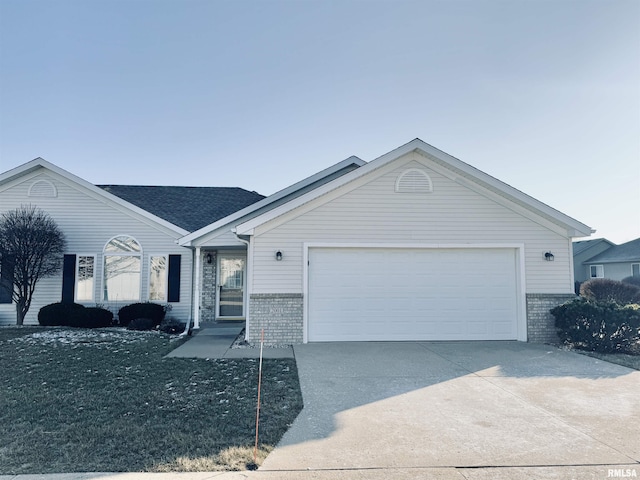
[0,326,302,474]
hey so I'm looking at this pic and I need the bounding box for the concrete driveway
[261,341,640,479]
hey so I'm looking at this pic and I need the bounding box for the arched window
[395,168,433,193]
[103,236,142,301]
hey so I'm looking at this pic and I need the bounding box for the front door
[216,255,246,318]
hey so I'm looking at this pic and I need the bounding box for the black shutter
[167,254,181,302]
[62,254,76,304]
[0,256,14,304]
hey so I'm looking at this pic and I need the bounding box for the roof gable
[234,139,593,237]
[0,158,191,235]
[178,155,365,246]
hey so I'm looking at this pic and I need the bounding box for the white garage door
[308,247,519,341]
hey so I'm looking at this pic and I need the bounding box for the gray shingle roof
[574,239,603,255]
[98,185,266,232]
[573,238,614,256]
[583,238,640,264]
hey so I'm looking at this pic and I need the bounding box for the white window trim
[102,235,143,302]
[632,263,640,277]
[590,264,604,278]
[75,254,96,303]
[148,254,168,302]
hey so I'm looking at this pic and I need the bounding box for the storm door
[216,255,246,318]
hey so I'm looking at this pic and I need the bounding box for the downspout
[233,230,251,342]
[193,246,202,331]
[179,246,200,336]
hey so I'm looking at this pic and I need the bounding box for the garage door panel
[308,247,518,341]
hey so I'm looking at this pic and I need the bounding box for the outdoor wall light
[276,250,283,261]
[544,252,555,262]
[206,253,212,264]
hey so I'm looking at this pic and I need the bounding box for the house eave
[235,138,593,238]
[1,158,190,236]
[179,155,365,246]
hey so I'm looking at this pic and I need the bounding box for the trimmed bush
[39,303,114,328]
[118,303,166,327]
[579,278,640,305]
[74,307,114,328]
[551,299,640,353]
[38,303,86,327]
[159,317,186,334]
[127,317,155,331]
[622,276,640,288]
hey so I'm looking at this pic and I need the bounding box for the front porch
[193,248,248,329]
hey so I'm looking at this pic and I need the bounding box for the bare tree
[0,205,66,325]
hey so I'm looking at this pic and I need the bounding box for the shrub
[73,307,114,328]
[39,303,114,328]
[579,278,640,305]
[127,317,156,331]
[159,317,186,334]
[38,303,86,327]
[622,276,640,288]
[551,299,640,353]
[118,303,166,327]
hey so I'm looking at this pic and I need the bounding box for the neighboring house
[0,139,593,345]
[573,238,616,286]
[574,238,640,283]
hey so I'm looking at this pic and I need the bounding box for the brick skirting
[526,293,576,344]
[248,293,304,345]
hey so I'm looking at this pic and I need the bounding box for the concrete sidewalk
[3,465,640,480]
[164,322,294,359]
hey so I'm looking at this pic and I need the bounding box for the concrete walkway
[164,322,294,359]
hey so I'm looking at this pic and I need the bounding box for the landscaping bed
[0,326,303,474]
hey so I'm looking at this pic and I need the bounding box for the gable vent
[395,169,433,193]
[28,179,57,198]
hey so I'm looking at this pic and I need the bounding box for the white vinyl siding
[249,156,573,295]
[0,170,192,325]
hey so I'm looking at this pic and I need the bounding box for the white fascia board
[1,158,189,236]
[179,155,366,246]
[236,138,593,238]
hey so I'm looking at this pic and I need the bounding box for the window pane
[149,256,167,301]
[104,255,140,301]
[76,256,94,302]
[104,236,141,253]
[221,258,245,289]
[633,264,640,277]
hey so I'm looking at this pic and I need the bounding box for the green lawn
[0,326,303,474]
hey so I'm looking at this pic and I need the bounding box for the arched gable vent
[395,168,433,193]
[28,179,57,198]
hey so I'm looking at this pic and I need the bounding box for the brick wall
[248,293,303,345]
[526,293,576,344]
[200,251,217,322]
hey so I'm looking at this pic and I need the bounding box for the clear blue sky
[1,0,638,243]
